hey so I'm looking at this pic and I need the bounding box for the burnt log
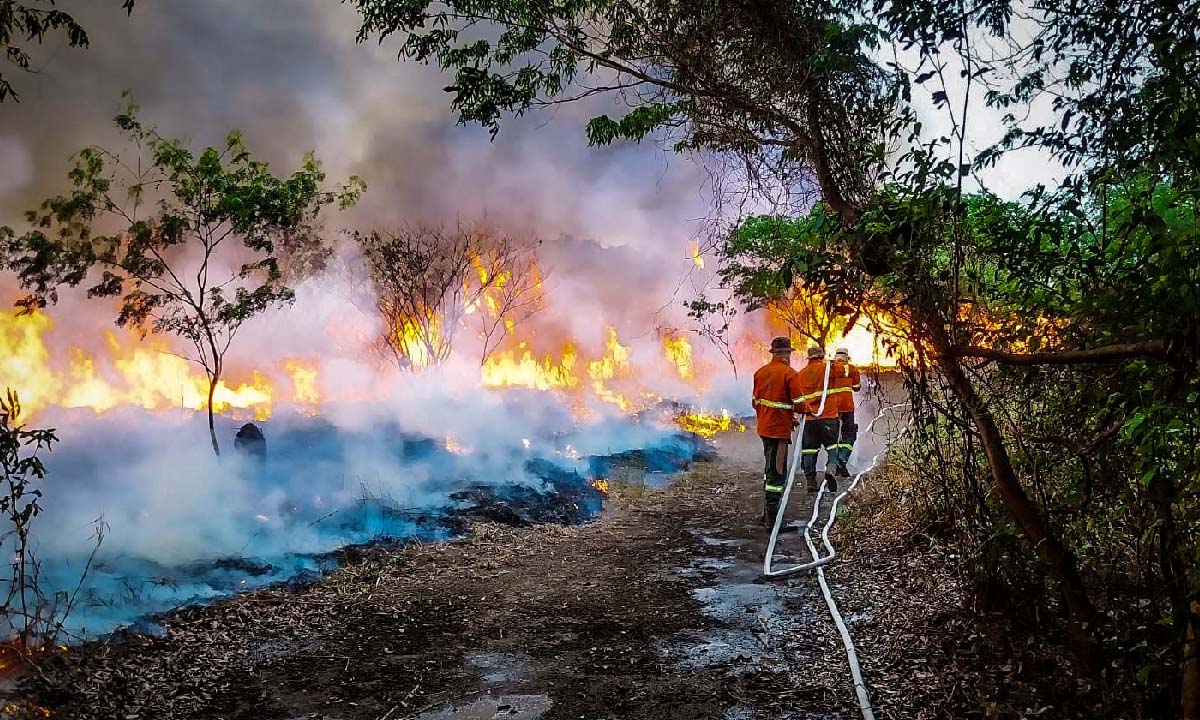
[234,423,267,462]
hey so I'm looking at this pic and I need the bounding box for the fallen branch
[1024,419,1124,457]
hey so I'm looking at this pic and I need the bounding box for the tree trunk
[929,328,1105,676]
[207,375,220,457]
[1184,599,1200,720]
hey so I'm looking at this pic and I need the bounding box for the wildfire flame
[0,236,907,428]
[766,292,908,368]
[481,342,579,391]
[481,326,654,415]
[586,327,633,411]
[591,477,610,493]
[0,309,315,423]
[285,359,321,404]
[674,409,745,438]
[661,332,693,380]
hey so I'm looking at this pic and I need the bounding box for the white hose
[803,410,908,720]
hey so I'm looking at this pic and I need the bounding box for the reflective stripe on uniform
[801,449,819,454]
[831,443,854,450]
[764,484,784,493]
[800,387,852,401]
[754,398,793,409]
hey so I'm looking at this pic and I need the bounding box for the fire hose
[760,359,909,720]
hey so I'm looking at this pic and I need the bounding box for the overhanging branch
[945,340,1167,365]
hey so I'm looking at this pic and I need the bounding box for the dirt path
[20,420,983,720]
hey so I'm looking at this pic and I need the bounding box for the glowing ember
[675,409,746,438]
[444,436,470,454]
[591,477,610,493]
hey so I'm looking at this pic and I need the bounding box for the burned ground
[10,427,1091,720]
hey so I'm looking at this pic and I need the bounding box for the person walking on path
[828,346,862,478]
[795,345,841,492]
[752,336,805,526]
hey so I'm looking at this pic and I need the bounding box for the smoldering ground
[24,372,714,639]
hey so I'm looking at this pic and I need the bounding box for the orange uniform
[829,361,861,413]
[752,357,804,439]
[794,360,840,420]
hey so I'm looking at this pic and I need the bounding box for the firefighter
[752,336,805,528]
[828,346,862,478]
[795,345,842,492]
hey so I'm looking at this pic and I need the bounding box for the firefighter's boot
[762,493,780,526]
[825,472,838,492]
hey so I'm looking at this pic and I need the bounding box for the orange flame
[675,408,745,438]
[444,435,470,454]
[766,291,908,368]
[481,342,579,390]
[285,359,321,403]
[0,309,317,423]
[586,327,633,411]
[662,333,693,380]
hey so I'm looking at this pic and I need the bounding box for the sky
[0,2,1060,247]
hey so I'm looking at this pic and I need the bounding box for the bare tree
[357,223,543,369]
[470,240,545,365]
[767,289,835,348]
[684,296,739,378]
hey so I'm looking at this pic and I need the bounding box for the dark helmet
[769,336,794,355]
